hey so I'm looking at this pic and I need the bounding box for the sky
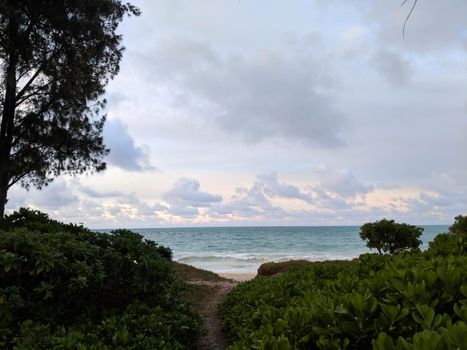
[8,0,467,228]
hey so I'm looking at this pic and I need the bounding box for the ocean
[121,225,449,273]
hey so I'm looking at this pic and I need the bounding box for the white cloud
[104,118,155,171]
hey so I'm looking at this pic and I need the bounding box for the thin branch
[15,84,52,107]
[8,169,30,188]
[15,64,44,102]
[401,0,419,38]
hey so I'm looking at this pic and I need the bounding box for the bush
[221,218,467,349]
[360,219,423,255]
[257,260,312,276]
[449,215,467,235]
[221,252,467,349]
[427,233,467,257]
[0,208,201,349]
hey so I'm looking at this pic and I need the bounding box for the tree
[360,218,423,255]
[0,1,140,217]
[449,215,467,235]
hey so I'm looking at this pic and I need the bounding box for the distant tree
[0,1,140,217]
[360,219,423,255]
[449,215,467,235]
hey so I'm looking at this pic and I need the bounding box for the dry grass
[172,262,233,282]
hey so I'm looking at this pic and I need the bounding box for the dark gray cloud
[322,170,373,197]
[372,49,411,85]
[257,173,312,203]
[139,37,345,146]
[104,118,155,171]
[164,178,222,207]
[161,178,223,218]
[7,179,79,211]
[80,186,124,198]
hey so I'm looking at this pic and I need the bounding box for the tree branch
[401,0,419,38]
[15,65,44,102]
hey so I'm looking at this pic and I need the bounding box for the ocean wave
[176,253,358,265]
[175,253,361,273]
[177,255,270,264]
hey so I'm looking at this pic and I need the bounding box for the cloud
[323,170,374,198]
[7,179,79,211]
[368,0,467,52]
[139,37,345,146]
[79,186,124,198]
[372,49,411,85]
[7,169,467,227]
[257,173,312,203]
[164,178,222,207]
[104,118,155,171]
[209,174,311,221]
[161,178,223,218]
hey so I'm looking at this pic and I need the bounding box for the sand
[219,272,256,282]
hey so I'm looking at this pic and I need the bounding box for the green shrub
[257,260,313,276]
[0,208,200,349]
[221,228,467,349]
[426,233,467,257]
[425,215,467,258]
[1,207,91,234]
[449,215,467,235]
[360,219,423,255]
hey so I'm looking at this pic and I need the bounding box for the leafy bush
[221,225,467,349]
[360,219,423,255]
[425,215,467,258]
[257,260,313,276]
[426,233,467,257]
[0,208,200,349]
[449,215,467,235]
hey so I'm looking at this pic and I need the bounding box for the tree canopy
[360,218,423,255]
[449,215,467,235]
[0,0,139,216]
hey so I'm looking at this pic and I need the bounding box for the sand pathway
[189,280,238,350]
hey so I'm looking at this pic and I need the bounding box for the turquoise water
[123,225,449,273]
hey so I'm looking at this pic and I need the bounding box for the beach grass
[173,261,233,282]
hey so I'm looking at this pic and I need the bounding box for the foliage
[173,261,229,282]
[449,215,467,235]
[0,1,139,215]
[426,232,467,257]
[359,219,423,255]
[1,207,90,234]
[424,215,467,258]
[257,260,313,277]
[0,208,200,349]
[221,223,467,349]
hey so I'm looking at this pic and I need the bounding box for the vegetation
[173,261,232,282]
[257,260,312,277]
[221,218,467,350]
[0,208,202,349]
[0,1,139,216]
[359,219,423,255]
[449,215,467,235]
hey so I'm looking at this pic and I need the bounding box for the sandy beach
[219,272,256,282]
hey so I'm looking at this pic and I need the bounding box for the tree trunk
[0,15,18,219]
